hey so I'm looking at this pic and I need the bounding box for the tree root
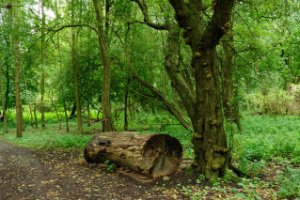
[229,163,249,178]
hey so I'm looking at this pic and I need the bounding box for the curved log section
[84,132,183,178]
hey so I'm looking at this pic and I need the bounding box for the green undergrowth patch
[232,114,300,176]
[0,127,92,150]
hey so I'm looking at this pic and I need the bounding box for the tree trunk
[71,0,83,134]
[28,104,34,128]
[0,53,8,133]
[168,0,234,180]
[221,19,242,132]
[192,48,228,180]
[55,0,69,132]
[62,91,69,132]
[12,1,23,137]
[33,102,38,128]
[87,101,91,127]
[93,0,115,132]
[84,132,182,178]
[50,90,62,130]
[40,0,46,129]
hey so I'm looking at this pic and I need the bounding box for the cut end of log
[84,132,183,178]
[142,134,182,177]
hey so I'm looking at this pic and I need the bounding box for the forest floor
[0,139,285,200]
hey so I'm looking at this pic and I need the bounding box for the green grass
[0,125,92,150]
[1,112,299,161]
[232,114,300,174]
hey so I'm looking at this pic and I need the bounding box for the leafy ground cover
[0,113,299,199]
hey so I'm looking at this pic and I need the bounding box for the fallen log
[84,132,183,178]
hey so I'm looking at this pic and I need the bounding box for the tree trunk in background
[40,0,46,129]
[12,1,23,137]
[71,0,83,134]
[93,0,115,132]
[70,102,76,119]
[221,19,242,132]
[28,104,34,128]
[0,55,8,133]
[50,91,61,130]
[33,102,38,128]
[55,0,69,132]
[5,62,10,118]
[87,101,91,126]
[124,78,130,131]
[62,88,70,132]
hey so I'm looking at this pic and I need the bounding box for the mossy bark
[169,0,234,180]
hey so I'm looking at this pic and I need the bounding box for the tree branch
[202,0,235,48]
[47,24,98,35]
[131,0,170,30]
[164,27,196,118]
[131,73,192,130]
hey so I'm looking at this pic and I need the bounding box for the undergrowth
[0,112,299,199]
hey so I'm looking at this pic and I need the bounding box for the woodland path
[0,140,186,200]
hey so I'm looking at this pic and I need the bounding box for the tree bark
[221,19,242,132]
[169,0,234,180]
[71,0,83,134]
[93,0,115,132]
[12,0,23,137]
[84,132,182,177]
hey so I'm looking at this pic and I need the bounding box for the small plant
[276,167,300,199]
[104,160,117,172]
[196,174,205,183]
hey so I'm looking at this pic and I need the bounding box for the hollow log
[84,132,183,178]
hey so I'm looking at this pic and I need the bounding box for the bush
[243,85,300,115]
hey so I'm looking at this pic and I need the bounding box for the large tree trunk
[84,132,182,178]
[192,48,228,180]
[12,1,23,137]
[221,19,242,132]
[71,0,83,134]
[169,0,234,180]
[40,0,46,129]
[93,0,115,132]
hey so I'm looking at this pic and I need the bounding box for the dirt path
[0,140,182,200]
